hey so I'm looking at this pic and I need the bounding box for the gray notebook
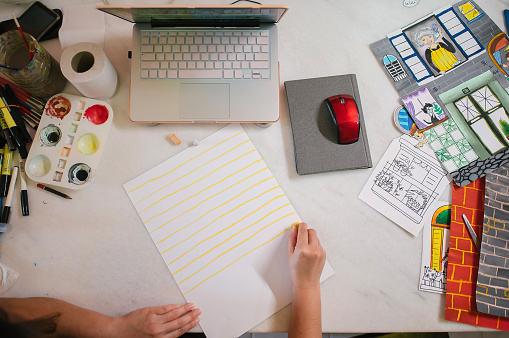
[284,74,372,175]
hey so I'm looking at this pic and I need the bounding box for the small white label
[403,0,420,7]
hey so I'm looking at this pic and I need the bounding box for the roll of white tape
[60,42,118,99]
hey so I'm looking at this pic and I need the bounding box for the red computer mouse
[325,94,360,144]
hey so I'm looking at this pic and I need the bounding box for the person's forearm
[0,297,118,337]
[288,286,322,338]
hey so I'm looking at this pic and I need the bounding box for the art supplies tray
[26,93,113,190]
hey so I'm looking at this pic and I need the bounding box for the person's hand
[287,223,326,290]
[113,303,201,337]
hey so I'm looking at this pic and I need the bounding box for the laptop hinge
[151,19,260,28]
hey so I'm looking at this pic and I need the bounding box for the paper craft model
[371,0,509,187]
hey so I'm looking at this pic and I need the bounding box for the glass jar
[0,30,66,98]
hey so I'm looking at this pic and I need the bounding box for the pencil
[37,184,72,199]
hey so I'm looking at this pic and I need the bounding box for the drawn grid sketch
[423,117,478,173]
[124,124,333,338]
[476,163,509,318]
[419,203,451,294]
[359,135,450,236]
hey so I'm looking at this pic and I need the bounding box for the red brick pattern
[445,178,509,330]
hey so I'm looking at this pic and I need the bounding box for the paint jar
[0,31,66,98]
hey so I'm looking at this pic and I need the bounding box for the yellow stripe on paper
[160,188,281,254]
[182,222,295,295]
[173,204,291,275]
[168,196,285,265]
[154,171,270,241]
[140,151,257,215]
[148,159,263,230]
[128,130,245,193]
[135,140,249,205]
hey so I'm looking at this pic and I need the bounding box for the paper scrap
[359,134,451,236]
[124,124,334,338]
[419,201,450,294]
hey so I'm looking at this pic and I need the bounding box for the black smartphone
[0,1,61,41]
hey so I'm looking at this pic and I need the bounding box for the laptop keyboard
[140,30,271,80]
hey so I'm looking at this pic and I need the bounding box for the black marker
[19,159,28,216]
[1,166,17,223]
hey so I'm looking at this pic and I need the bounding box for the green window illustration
[454,85,509,155]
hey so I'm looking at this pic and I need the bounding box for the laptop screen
[97,6,288,24]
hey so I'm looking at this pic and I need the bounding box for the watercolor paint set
[25,93,113,189]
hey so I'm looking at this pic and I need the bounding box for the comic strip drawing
[370,136,444,224]
[359,135,450,235]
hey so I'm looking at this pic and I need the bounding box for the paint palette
[26,93,113,190]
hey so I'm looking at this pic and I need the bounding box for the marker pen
[19,159,28,216]
[3,84,32,144]
[0,110,15,151]
[1,166,17,223]
[0,93,27,159]
[0,145,12,197]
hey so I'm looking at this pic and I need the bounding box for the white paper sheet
[124,124,334,338]
[359,135,451,236]
[418,201,450,294]
[59,3,105,50]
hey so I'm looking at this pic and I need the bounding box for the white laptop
[97,5,288,123]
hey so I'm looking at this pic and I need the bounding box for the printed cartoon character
[422,266,443,286]
[415,25,460,75]
[421,103,440,125]
[410,124,428,148]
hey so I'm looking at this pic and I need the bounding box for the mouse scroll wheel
[340,98,345,104]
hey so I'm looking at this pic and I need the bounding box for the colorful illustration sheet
[445,179,509,330]
[476,163,509,317]
[402,88,447,130]
[359,135,450,236]
[370,0,509,187]
[419,201,451,294]
[124,124,334,338]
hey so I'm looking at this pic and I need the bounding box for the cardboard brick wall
[445,179,509,330]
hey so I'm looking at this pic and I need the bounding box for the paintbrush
[0,64,19,71]
[12,13,33,61]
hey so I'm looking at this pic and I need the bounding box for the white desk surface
[1,0,507,333]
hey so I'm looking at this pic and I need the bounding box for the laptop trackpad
[179,84,230,119]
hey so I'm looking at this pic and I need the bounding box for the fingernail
[194,308,201,315]
[187,303,195,310]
